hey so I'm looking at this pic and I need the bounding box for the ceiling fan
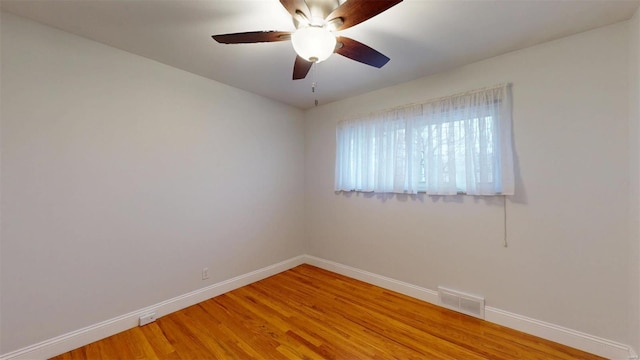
[212,0,403,80]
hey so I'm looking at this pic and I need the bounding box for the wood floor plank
[202,296,292,359]
[255,270,486,359]
[50,264,606,360]
[122,327,159,360]
[137,323,178,359]
[249,278,426,359]
[155,314,219,359]
[179,304,249,358]
[248,282,415,359]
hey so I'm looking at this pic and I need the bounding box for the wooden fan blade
[335,36,390,68]
[280,0,311,22]
[212,31,291,44]
[327,0,402,31]
[293,55,313,80]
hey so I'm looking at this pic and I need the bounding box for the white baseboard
[302,255,440,303]
[303,255,637,360]
[2,254,636,360]
[0,255,306,360]
[485,307,636,360]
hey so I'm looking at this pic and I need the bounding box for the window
[335,84,514,195]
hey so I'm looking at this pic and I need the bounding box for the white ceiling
[2,0,638,109]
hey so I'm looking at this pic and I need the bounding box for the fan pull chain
[312,62,319,107]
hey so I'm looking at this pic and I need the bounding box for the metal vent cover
[437,286,485,319]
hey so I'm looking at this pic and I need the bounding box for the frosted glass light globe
[291,26,336,63]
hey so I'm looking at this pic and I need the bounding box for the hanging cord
[503,195,508,248]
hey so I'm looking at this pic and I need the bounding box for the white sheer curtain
[335,84,514,195]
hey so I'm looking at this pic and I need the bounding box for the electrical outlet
[139,312,156,326]
[202,267,209,280]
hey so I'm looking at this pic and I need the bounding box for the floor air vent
[437,287,485,319]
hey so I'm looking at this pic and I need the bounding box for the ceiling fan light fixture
[291,25,336,63]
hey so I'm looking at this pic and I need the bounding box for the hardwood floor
[51,264,605,359]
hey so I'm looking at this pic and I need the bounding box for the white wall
[0,12,305,354]
[631,6,640,353]
[305,22,632,345]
